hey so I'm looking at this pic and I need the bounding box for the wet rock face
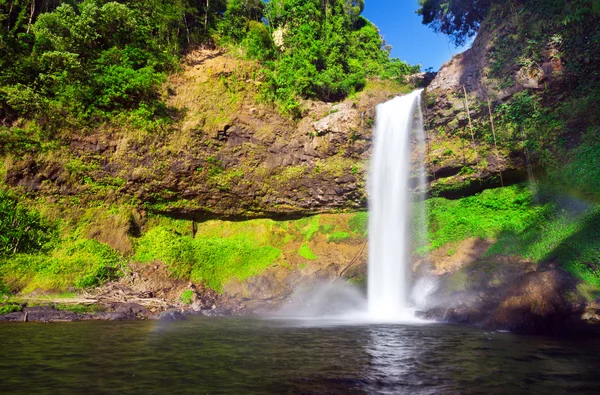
[484,270,577,334]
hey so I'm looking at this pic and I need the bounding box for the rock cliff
[5,49,413,219]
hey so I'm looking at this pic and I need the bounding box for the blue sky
[362,0,472,71]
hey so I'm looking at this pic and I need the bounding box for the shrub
[0,190,54,258]
[243,21,274,61]
[0,304,22,315]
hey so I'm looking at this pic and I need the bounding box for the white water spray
[368,90,426,320]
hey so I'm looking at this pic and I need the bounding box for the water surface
[1,317,600,394]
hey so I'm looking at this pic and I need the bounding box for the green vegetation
[546,129,600,201]
[134,226,282,291]
[180,289,195,305]
[0,189,54,257]
[327,232,351,243]
[0,206,369,296]
[296,216,321,241]
[54,303,104,313]
[348,212,368,236]
[1,239,122,293]
[424,184,600,289]
[489,207,600,288]
[298,243,318,260]
[417,0,490,46]
[0,303,22,315]
[421,185,548,253]
[0,0,418,128]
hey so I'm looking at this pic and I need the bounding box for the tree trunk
[7,1,14,31]
[26,0,35,34]
[205,0,209,34]
[184,14,190,44]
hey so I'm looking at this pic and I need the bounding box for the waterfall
[368,90,426,320]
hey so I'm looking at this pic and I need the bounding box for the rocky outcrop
[421,2,570,197]
[416,240,600,335]
[4,50,409,219]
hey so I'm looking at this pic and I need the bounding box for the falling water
[368,90,426,320]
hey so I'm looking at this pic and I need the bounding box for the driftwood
[19,284,170,308]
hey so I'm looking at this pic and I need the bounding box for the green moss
[428,184,600,289]
[327,231,351,243]
[430,177,473,197]
[315,156,359,178]
[54,303,104,313]
[424,185,549,252]
[349,212,368,236]
[296,216,321,241]
[134,227,282,292]
[65,158,99,176]
[0,206,368,295]
[548,129,600,200]
[321,224,335,234]
[489,206,600,288]
[346,275,366,288]
[298,243,318,260]
[0,239,122,293]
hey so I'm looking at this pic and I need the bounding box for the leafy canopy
[417,0,491,46]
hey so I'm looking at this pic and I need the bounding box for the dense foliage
[260,0,418,115]
[416,185,600,289]
[417,0,490,46]
[418,0,600,50]
[0,0,418,126]
[0,189,53,257]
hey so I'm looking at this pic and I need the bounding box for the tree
[417,0,491,46]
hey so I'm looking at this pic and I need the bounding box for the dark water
[1,317,600,394]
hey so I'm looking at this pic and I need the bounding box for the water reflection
[2,318,600,394]
[367,326,414,393]
[365,325,457,394]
